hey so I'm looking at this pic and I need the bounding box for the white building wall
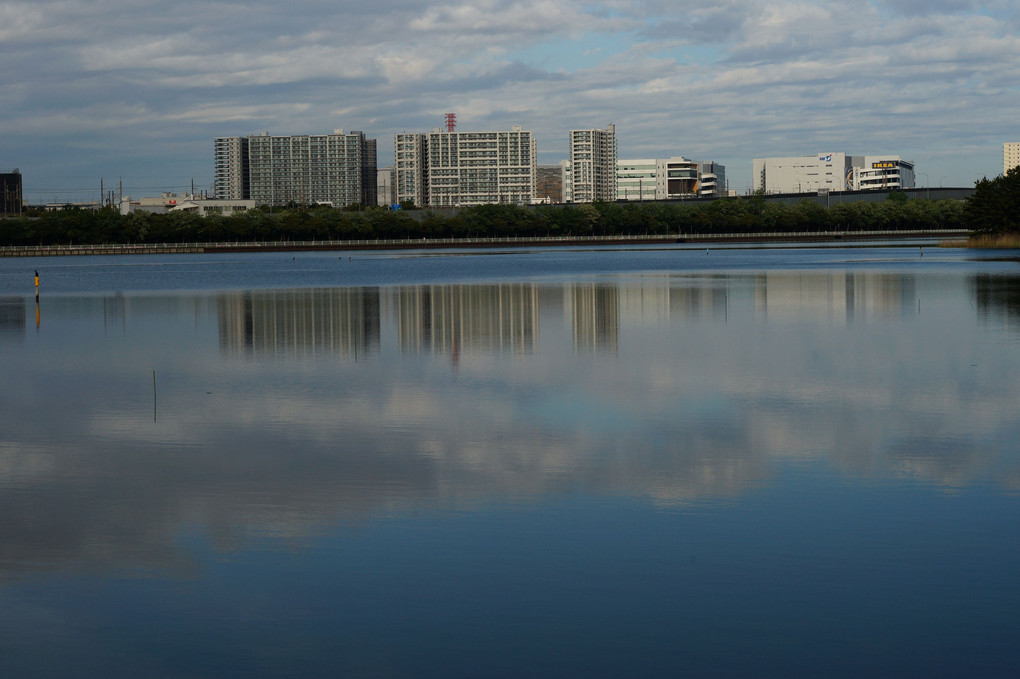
[752,153,847,194]
[1004,142,1020,176]
[616,159,657,201]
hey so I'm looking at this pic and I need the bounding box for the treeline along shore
[0,194,976,256]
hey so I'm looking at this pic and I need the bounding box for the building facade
[1004,142,1020,176]
[214,137,249,200]
[535,165,563,204]
[568,124,616,202]
[1,170,22,216]
[215,130,377,208]
[753,153,915,194]
[394,127,537,208]
[616,157,727,201]
[377,167,397,207]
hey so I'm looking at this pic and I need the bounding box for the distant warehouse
[753,153,915,194]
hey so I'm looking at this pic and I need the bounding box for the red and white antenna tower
[444,112,457,133]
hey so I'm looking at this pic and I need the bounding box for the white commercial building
[1004,142,1020,176]
[394,126,536,208]
[567,124,617,203]
[617,157,727,201]
[753,153,914,193]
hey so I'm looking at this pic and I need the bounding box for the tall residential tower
[215,130,377,207]
[567,124,617,203]
[394,126,536,208]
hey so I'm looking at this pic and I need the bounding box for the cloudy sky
[1,0,1018,202]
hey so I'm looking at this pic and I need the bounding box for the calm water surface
[1,244,1019,677]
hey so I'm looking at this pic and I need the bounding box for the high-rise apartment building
[568,124,616,203]
[394,126,536,208]
[1004,142,1020,175]
[214,137,249,200]
[215,130,376,207]
[1,170,22,216]
[395,133,427,207]
[753,153,914,193]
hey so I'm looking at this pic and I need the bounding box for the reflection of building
[394,127,537,207]
[753,153,915,193]
[572,284,619,353]
[755,272,915,321]
[218,289,381,358]
[0,297,26,339]
[568,124,616,203]
[396,284,539,355]
[974,274,1020,333]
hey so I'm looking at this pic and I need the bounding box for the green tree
[965,167,1020,234]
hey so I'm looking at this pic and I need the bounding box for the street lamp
[939,176,948,188]
[919,172,929,200]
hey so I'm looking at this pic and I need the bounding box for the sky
[1,0,1018,203]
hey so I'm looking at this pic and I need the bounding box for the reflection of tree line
[974,274,1020,330]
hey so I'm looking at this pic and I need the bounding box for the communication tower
[445,113,457,133]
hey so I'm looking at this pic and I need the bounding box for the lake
[1,242,1019,677]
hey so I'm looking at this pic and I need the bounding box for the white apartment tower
[1004,142,1020,175]
[394,126,537,208]
[568,124,617,203]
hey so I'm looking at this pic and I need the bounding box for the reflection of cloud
[2,270,1020,579]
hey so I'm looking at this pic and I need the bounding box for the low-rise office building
[753,153,914,194]
[616,157,727,201]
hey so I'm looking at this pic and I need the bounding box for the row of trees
[1,195,970,247]
[964,166,1020,234]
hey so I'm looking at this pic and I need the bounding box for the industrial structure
[395,122,536,208]
[214,130,377,208]
[752,153,915,194]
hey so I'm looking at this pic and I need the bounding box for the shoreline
[0,229,971,258]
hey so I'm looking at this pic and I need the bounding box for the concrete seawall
[0,230,971,258]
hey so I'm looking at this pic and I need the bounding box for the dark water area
[1,243,1020,677]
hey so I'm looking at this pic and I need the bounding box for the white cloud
[2,0,1019,198]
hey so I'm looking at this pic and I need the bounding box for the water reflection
[218,288,381,358]
[2,269,1020,580]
